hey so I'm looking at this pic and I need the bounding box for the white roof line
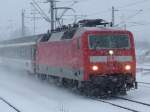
[0,42,36,48]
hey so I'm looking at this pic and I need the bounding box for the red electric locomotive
[0,19,137,95]
[35,19,137,95]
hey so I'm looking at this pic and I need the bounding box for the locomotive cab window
[89,34,130,49]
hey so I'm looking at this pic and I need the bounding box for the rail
[0,97,21,112]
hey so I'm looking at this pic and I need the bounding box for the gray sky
[0,0,150,41]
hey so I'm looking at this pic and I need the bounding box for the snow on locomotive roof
[80,27,129,32]
[0,26,130,47]
[73,27,130,38]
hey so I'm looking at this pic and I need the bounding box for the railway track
[114,96,150,107]
[94,98,140,112]
[138,81,150,85]
[0,97,21,112]
[137,81,150,89]
[89,96,150,112]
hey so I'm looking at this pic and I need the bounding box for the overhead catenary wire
[127,22,150,28]
[28,0,150,30]
[30,0,51,23]
[57,1,77,22]
[116,9,143,27]
[117,0,149,9]
[85,0,150,17]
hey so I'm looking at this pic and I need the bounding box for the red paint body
[36,27,136,82]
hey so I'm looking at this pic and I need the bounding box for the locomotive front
[82,29,137,94]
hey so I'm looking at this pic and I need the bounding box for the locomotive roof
[79,27,129,33]
[0,27,131,46]
[72,27,131,38]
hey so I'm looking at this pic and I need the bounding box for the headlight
[109,50,114,55]
[125,65,131,71]
[92,65,98,71]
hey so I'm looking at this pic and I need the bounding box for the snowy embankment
[0,67,128,112]
[0,100,16,112]
[0,63,150,112]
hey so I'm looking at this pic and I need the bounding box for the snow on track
[0,67,127,112]
[0,67,150,112]
[107,97,150,112]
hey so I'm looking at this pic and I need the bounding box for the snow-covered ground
[0,66,150,112]
[0,100,16,112]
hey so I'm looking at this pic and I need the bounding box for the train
[0,19,137,96]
